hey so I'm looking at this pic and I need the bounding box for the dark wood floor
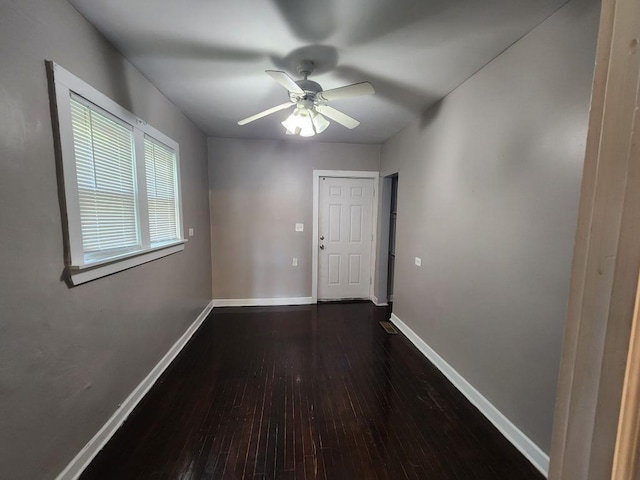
[80,302,544,480]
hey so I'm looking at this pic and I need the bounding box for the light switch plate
[292,257,298,267]
[415,257,422,267]
[188,228,194,237]
[295,223,304,232]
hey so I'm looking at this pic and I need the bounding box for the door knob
[320,235,324,240]
[320,244,325,250]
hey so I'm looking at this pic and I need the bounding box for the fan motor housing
[295,79,322,95]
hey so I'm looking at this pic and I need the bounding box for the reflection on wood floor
[81,302,543,480]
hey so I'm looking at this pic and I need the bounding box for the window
[144,136,180,245]
[70,95,140,262]
[48,61,185,285]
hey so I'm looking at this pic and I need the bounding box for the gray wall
[208,138,380,299]
[380,0,599,453]
[0,1,212,479]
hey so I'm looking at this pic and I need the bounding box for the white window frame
[48,61,186,286]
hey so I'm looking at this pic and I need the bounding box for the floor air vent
[379,321,398,334]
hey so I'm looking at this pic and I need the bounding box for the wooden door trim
[548,0,640,477]
[311,170,380,303]
[612,269,640,479]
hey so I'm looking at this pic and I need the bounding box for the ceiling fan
[237,60,375,137]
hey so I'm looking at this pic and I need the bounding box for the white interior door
[318,176,374,301]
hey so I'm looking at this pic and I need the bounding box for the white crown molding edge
[389,312,549,476]
[55,299,215,480]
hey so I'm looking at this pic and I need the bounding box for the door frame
[312,170,380,303]
[612,268,640,479]
[548,0,640,477]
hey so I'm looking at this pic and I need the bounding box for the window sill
[67,240,186,286]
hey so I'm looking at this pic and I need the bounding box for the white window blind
[50,62,185,284]
[144,136,179,245]
[70,94,139,262]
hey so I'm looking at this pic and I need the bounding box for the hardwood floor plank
[80,303,544,480]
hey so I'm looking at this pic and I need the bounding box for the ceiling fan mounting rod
[297,60,315,80]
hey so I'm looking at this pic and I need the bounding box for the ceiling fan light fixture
[281,112,302,135]
[311,111,330,134]
[299,112,316,137]
[282,108,317,137]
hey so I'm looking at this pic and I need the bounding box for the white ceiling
[68,0,567,144]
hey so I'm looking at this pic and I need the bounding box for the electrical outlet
[292,257,298,267]
[188,228,194,237]
[295,223,304,232]
[415,257,422,267]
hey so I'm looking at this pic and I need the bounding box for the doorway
[372,173,398,308]
[312,170,379,302]
[387,175,398,306]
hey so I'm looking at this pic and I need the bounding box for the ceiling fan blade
[319,82,375,101]
[237,102,295,126]
[315,105,360,129]
[266,70,305,95]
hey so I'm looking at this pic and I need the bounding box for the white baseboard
[212,297,313,307]
[55,300,215,480]
[372,295,388,307]
[390,313,550,477]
